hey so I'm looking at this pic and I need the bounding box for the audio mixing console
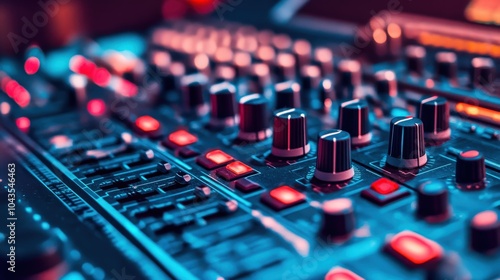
[1,2,500,279]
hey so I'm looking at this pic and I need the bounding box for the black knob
[336,59,361,100]
[161,62,185,93]
[320,198,356,241]
[375,70,398,97]
[338,99,372,146]
[405,45,426,76]
[417,96,451,141]
[238,94,271,141]
[455,150,486,185]
[416,180,450,222]
[470,57,496,88]
[300,64,321,92]
[292,39,312,70]
[275,81,301,109]
[181,73,209,115]
[435,52,457,81]
[469,210,500,253]
[209,82,238,127]
[314,129,354,182]
[272,108,310,158]
[387,116,427,169]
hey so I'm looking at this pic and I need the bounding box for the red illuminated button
[386,230,443,267]
[226,161,253,176]
[24,57,40,75]
[206,150,233,165]
[16,117,30,132]
[87,99,106,117]
[371,178,399,195]
[325,267,363,280]
[135,116,160,132]
[270,186,305,205]
[168,130,197,146]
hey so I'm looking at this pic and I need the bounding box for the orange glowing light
[24,57,40,75]
[87,99,106,117]
[225,161,253,176]
[418,32,500,57]
[455,103,500,122]
[206,150,233,165]
[387,23,402,38]
[373,29,387,44]
[168,130,197,146]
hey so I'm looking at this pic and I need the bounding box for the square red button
[371,178,399,195]
[168,130,197,146]
[206,150,233,165]
[270,186,305,205]
[325,267,363,280]
[386,230,443,267]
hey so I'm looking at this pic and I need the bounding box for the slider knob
[455,150,486,185]
[238,94,271,141]
[417,96,451,141]
[320,198,356,241]
[271,108,310,158]
[386,117,427,169]
[338,99,372,146]
[314,129,354,182]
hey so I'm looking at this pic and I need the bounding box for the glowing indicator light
[270,186,305,205]
[226,161,253,176]
[24,57,40,75]
[92,68,111,86]
[87,99,106,117]
[16,117,30,132]
[456,103,500,123]
[388,231,443,265]
[206,150,233,165]
[135,116,161,132]
[371,178,399,195]
[325,267,364,280]
[168,130,197,146]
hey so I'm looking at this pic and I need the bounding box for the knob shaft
[275,81,301,109]
[338,99,372,146]
[238,94,271,141]
[272,108,309,158]
[416,180,450,222]
[469,210,500,253]
[470,57,495,88]
[209,82,238,127]
[320,198,356,241]
[387,117,427,168]
[418,96,451,141]
[456,150,486,185]
[314,129,354,182]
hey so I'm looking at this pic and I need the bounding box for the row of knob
[406,45,496,88]
[320,181,499,253]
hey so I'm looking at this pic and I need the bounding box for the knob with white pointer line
[238,94,271,141]
[314,129,354,182]
[271,108,310,158]
[386,116,427,169]
[417,96,450,141]
[338,99,372,146]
